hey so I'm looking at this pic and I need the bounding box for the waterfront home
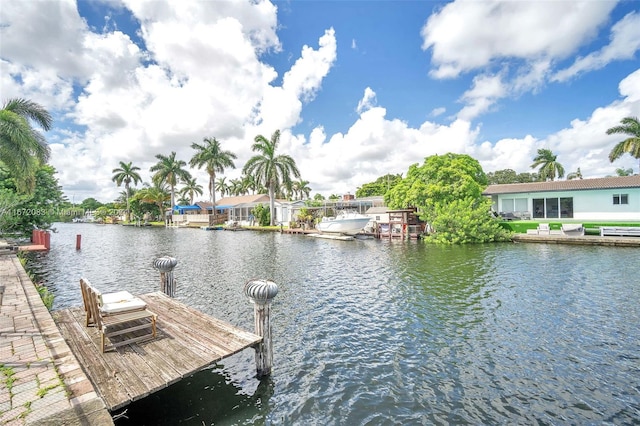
[483,175,640,221]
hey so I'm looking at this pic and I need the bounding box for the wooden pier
[53,292,262,412]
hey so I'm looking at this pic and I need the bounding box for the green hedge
[499,221,640,235]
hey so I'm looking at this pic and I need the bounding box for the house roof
[483,175,640,195]
[216,194,270,206]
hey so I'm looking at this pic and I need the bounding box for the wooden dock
[512,233,640,247]
[53,292,262,412]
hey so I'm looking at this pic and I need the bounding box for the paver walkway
[0,254,113,425]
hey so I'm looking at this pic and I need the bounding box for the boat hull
[316,217,371,235]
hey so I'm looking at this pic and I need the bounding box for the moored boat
[316,211,371,235]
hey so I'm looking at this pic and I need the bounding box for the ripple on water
[34,224,640,425]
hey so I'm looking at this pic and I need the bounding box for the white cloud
[356,87,377,114]
[553,12,640,82]
[421,0,614,79]
[431,107,446,117]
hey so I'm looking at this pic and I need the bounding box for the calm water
[32,223,640,425]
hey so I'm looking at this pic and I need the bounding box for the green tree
[607,116,640,173]
[616,167,634,176]
[355,173,403,197]
[530,148,565,181]
[0,98,52,193]
[292,179,311,200]
[190,137,236,207]
[111,161,142,222]
[313,193,325,201]
[0,164,64,237]
[566,168,583,180]
[80,197,103,211]
[386,153,510,244]
[251,203,271,226]
[243,130,301,225]
[486,169,518,184]
[515,172,539,183]
[179,177,203,205]
[215,176,229,198]
[150,152,192,209]
[134,183,170,221]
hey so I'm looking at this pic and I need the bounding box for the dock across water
[53,292,262,411]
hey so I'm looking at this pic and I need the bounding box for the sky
[1,0,640,204]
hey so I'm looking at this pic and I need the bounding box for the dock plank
[54,292,262,411]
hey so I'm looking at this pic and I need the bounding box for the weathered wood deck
[53,292,262,411]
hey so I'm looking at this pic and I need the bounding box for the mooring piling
[153,256,178,297]
[244,279,278,378]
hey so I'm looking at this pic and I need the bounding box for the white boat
[316,211,371,235]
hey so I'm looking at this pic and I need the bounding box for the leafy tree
[328,194,340,200]
[251,203,270,226]
[150,151,192,209]
[313,193,325,201]
[0,165,64,237]
[515,172,539,183]
[355,174,403,197]
[566,167,583,180]
[179,177,203,205]
[0,98,52,193]
[607,116,640,173]
[111,161,142,222]
[486,169,518,184]
[386,153,511,244]
[243,130,300,226]
[229,178,244,196]
[80,197,103,211]
[134,183,170,220]
[190,137,236,207]
[616,167,634,176]
[530,148,564,181]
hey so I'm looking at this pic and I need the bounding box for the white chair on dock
[80,278,157,352]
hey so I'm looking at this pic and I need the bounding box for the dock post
[153,256,178,297]
[76,234,81,250]
[244,279,278,378]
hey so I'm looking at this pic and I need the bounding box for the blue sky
[1,0,639,202]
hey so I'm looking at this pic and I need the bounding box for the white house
[483,175,640,221]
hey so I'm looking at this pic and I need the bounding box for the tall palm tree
[112,161,142,222]
[229,178,244,196]
[243,130,301,225]
[180,177,203,205]
[607,116,640,173]
[189,137,237,208]
[530,148,565,181]
[215,176,229,198]
[0,98,52,193]
[150,152,192,210]
[292,179,311,200]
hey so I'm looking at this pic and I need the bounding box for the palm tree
[530,148,565,181]
[112,161,142,222]
[180,177,203,205]
[189,137,237,208]
[215,176,229,198]
[135,184,170,221]
[607,116,640,173]
[566,167,583,180]
[292,179,311,200]
[0,98,52,193]
[229,178,244,196]
[243,130,301,225]
[150,152,192,210]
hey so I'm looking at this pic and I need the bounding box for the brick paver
[0,254,113,425]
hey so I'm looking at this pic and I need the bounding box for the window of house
[546,197,559,218]
[533,199,545,218]
[502,198,514,212]
[613,194,629,205]
[560,197,573,218]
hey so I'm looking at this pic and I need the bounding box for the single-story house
[483,175,640,221]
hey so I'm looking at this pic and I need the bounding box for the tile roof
[483,175,640,195]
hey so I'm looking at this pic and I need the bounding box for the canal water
[32,223,639,425]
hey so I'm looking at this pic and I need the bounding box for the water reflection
[33,224,640,425]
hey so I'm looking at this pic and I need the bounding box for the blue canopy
[173,205,201,214]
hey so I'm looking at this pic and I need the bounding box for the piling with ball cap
[244,279,278,377]
[153,256,178,297]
